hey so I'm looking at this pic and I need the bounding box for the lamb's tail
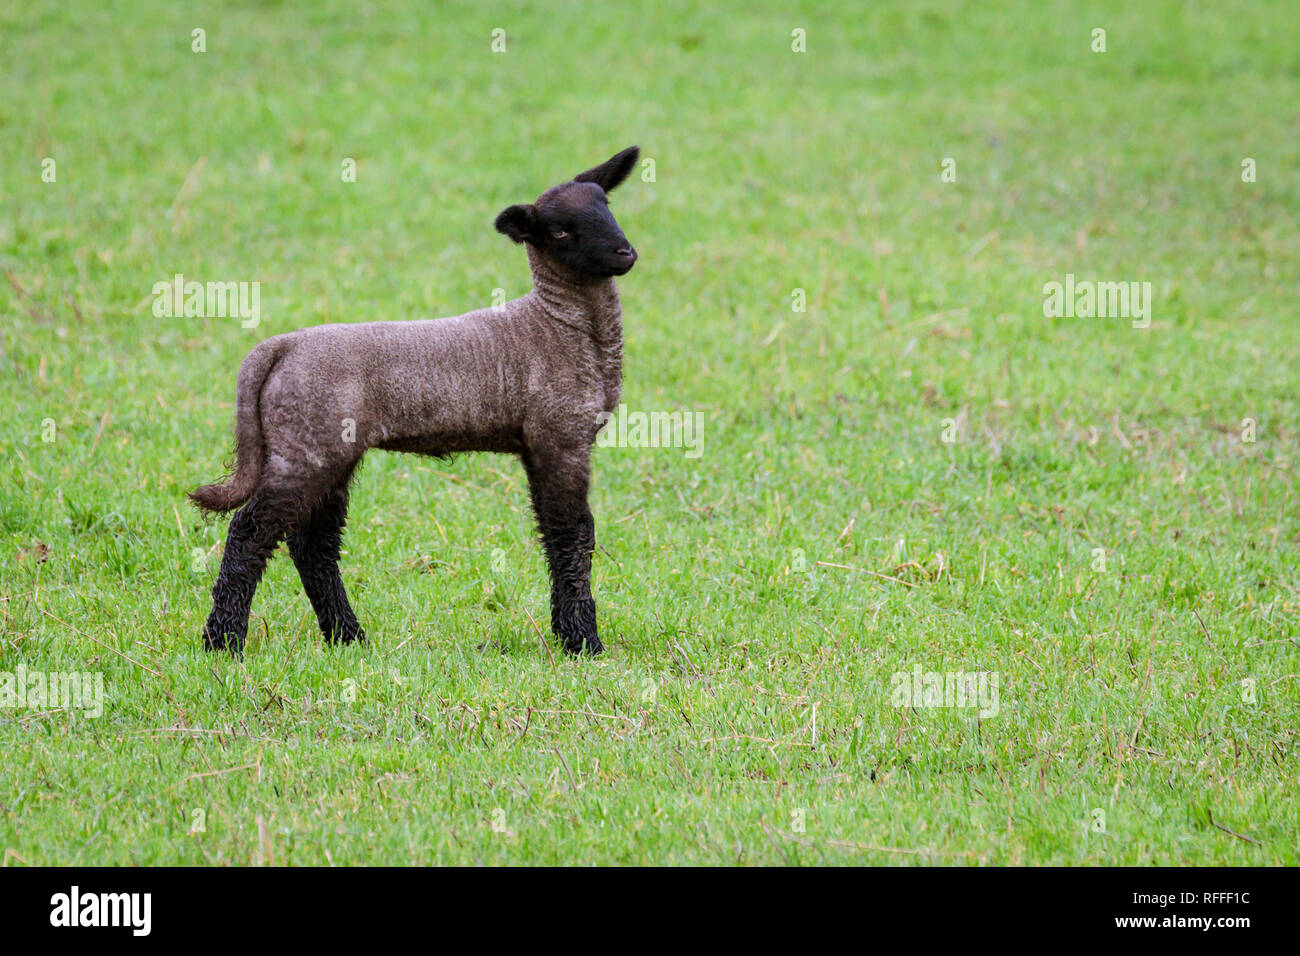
[189,337,289,514]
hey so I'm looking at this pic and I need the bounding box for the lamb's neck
[525,246,623,341]
[525,245,623,410]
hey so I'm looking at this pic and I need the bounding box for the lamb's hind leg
[289,482,366,646]
[202,493,293,654]
[523,447,601,655]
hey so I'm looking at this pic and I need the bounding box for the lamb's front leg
[523,448,602,655]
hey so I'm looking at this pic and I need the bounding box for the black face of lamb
[535,186,636,281]
[192,147,640,657]
[495,145,640,283]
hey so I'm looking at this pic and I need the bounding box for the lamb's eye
[551,228,569,239]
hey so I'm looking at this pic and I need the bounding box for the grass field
[2,0,1298,865]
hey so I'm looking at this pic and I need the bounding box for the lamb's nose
[616,245,637,261]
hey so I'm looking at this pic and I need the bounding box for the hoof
[325,624,367,646]
[553,598,600,656]
[562,634,603,656]
[202,627,244,655]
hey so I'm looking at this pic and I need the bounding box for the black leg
[202,495,288,654]
[523,449,601,655]
[289,484,365,645]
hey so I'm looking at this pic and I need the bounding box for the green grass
[1,0,1298,865]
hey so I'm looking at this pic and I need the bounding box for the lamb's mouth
[609,249,638,275]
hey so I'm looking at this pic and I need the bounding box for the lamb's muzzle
[192,146,642,656]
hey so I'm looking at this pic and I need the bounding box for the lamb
[190,147,640,656]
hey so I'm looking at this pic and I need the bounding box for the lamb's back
[260,305,549,456]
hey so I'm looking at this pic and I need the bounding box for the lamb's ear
[574,146,640,193]
[495,204,536,244]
